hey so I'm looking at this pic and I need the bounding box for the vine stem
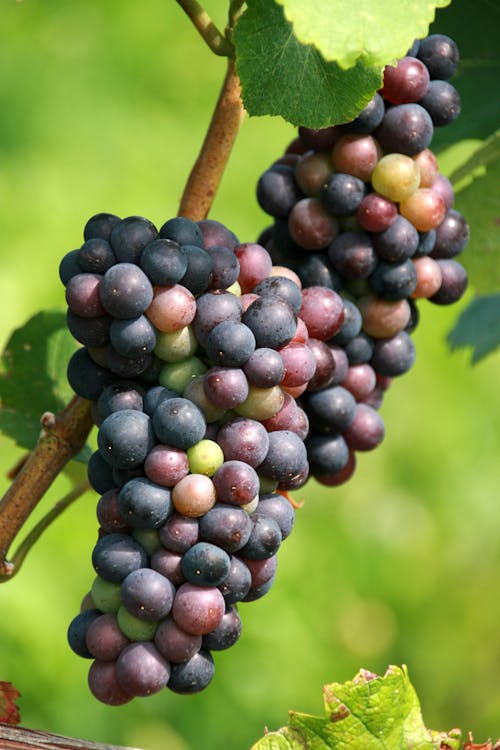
[176,0,233,56]
[0,397,93,572]
[178,57,245,221]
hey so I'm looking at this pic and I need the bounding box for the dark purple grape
[97,410,154,469]
[181,542,231,586]
[256,165,303,219]
[88,450,116,494]
[344,333,375,366]
[258,430,308,483]
[97,383,144,421]
[298,125,341,150]
[116,642,170,697]
[343,404,385,451]
[159,513,199,553]
[99,263,153,319]
[238,515,282,560]
[193,290,243,346]
[329,300,362,346]
[429,259,468,305]
[110,216,158,264]
[59,249,83,286]
[92,533,148,583]
[151,548,185,586]
[306,433,350,476]
[167,650,215,694]
[198,219,239,250]
[106,348,152,379]
[320,173,366,216]
[84,212,121,242]
[109,315,156,359]
[256,493,295,540]
[178,245,213,296]
[118,477,172,529]
[212,461,260,506]
[243,296,297,350]
[66,310,111,348]
[419,80,461,126]
[415,230,437,257]
[66,273,105,318]
[376,104,434,156]
[342,93,385,133]
[253,276,303,315]
[85,613,129,661]
[205,321,256,367]
[328,231,377,280]
[304,386,356,434]
[78,238,116,274]
[139,238,188,286]
[142,385,179,416]
[202,605,242,651]
[431,209,470,259]
[370,331,416,376]
[369,260,418,300]
[206,246,240,290]
[242,348,285,388]
[88,660,132,705]
[152,397,206,450]
[241,576,276,602]
[159,216,203,246]
[67,347,113,401]
[120,568,175,620]
[306,339,336,392]
[216,417,270,467]
[172,583,225,635]
[199,504,253,553]
[68,609,102,658]
[294,253,342,290]
[373,215,419,262]
[154,617,202,662]
[417,34,459,80]
[96,488,129,534]
[218,556,252,604]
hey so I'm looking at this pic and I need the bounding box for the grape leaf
[0,681,20,725]
[452,157,500,294]
[251,666,462,750]
[449,130,500,190]
[234,0,382,128]
[447,295,500,364]
[274,0,450,70]
[0,310,82,453]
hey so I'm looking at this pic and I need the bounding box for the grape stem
[178,57,245,221]
[0,396,93,573]
[176,0,233,56]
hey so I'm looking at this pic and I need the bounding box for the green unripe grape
[154,325,198,363]
[226,280,241,297]
[235,385,284,420]
[117,606,158,641]
[241,495,259,514]
[183,376,226,422]
[91,576,122,613]
[159,356,207,392]
[187,439,225,476]
[371,153,420,202]
[132,528,161,556]
[258,475,279,494]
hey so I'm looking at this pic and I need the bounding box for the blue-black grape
[238,515,282,560]
[417,34,459,80]
[376,104,434,156]
[167,649,215,694]
[242,296,297,350]
[139,238,188,286]
[294,253,342,291]
[370,331,416,376]
[253,275,303,315]
[98,409,154,469]
[242,348,285,388]
[78,238,116,274]
[109,315,157,359]
[120,568,175,620]
[256,164,302,219]
[304,386,356,434]
[118,477,172,529]
[84,212,121,242]
[97,383,144,421]
[256,493,295,540]
[419,80,461,126]
[373,215,419,262]
[180,245,213,296]
[342,93,385,134]
[68,609,102,658]
[88,450,117,494]
[320,173,366,216]
[181,542,231,586]
[205,321,256,368]
[218,556,252,604]
[199,504,253,553]
[67,347,113,401]
[306,433,350,476]
[152,397,206,450]
[66,310,111,348]
[100,263,153,319]
[202,605,242,651]
[328,231,377,280]
[258,430,308,482]
[369,260,418,300]
[206,246,240,290]
[159,216,203,246]
[110,216,158,264]
[116,642,170,696]
[92,533,149,583]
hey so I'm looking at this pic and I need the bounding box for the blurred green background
[0,1,498,748]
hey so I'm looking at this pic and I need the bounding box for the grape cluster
[62,212,325,703]
[256,33,469,486]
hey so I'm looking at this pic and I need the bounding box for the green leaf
[430,0,500,152]
[275,0,450,70]
[447,295,500,364]
[251,666,462,750]
[453,156,500,294]
[449,130,500,190]
[234,0,383,128]
[0,310,79,452]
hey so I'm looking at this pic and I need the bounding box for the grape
[258,430,307,483]
[159,216,203,246]
[155,325,198,363]
[172,474,217,517]
[151,548,185,586]
[159,513,199,553]
[376,104,433,156]
[295,151,334,196]
[381,56,430,104]
[116,607,158,641]
[288,197,339,250]
[88,451,117,494]
[294,253,342,290]
[429,259,468,305]
[342,93,385,134]
[66,311,111,349]
[329,345,349,386]
[279,342,316,388]
[68,609,102,658]
[78,238,116,274]
[88,661,132,706]
[146,284,196,333]
[85,614,129,661]
[154,617,202,662]
[205,245,240,290]
[92,533,148,584]
[205,321,256,367]
[330,300,362,346]
[198,218,239,250]
[202,605,242,651]
[431,173,454,210]
[91,576,122,613]
[193,290,242,345]
[238,514,282,560]
[298,125,341,150]
[179,245,213,295]
[257,164,302,219]
[212,461,260,506]
[116,642,169,697]
[332,134,382,181]
[241,555,278,588]
[343,404,385,451]
[96,489,129,534]
[320,173,366,217]
[152,397,206,450]
[315,451,357,487]
[84,212,121,242]
[299,286,344,339]
[66,273,105,318]
[109,315,157,359]
[97,410,154,469]
[410,257,443,298]
[371,154,421,203]
[203,366,249,409]
[199,504,253,553]
[431,209,470,258]
[341,364,377,402]
[109,216,157,265]
[257,493,295,540]
[120,568,175,620]
[306,433,350,476]
[304,386,356,434]
[413,148,439,187]
[159,355,207,393]
[242,348,285,388]
[59,249,83,286]
[218,556,252,604]
[234,243,273,293]
[215,417,269,467]
[358,295,411,338]
[328,231,377,280]
[187,439,225,476]
[118,477,172,529]
[344,333,374,365]
[139,238,188,285]
[369,259,418,300]
[357,193,398,233]
[253,275,303,315]
[399,188,446,231]
[243,296,297,350]
[100,263,153,319]
[242,576,276,602]
[183,376,226,422]
[181,542,231,587]
[370,331,416,376]
[106,348,153,379]
[172,583,225,635]
[167,650,215,694]
[97,383,144,421]
[306,339,336,392]
[417,34,459,80]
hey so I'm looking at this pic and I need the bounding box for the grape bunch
[255,33,469,486]
[62,212,330,703]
